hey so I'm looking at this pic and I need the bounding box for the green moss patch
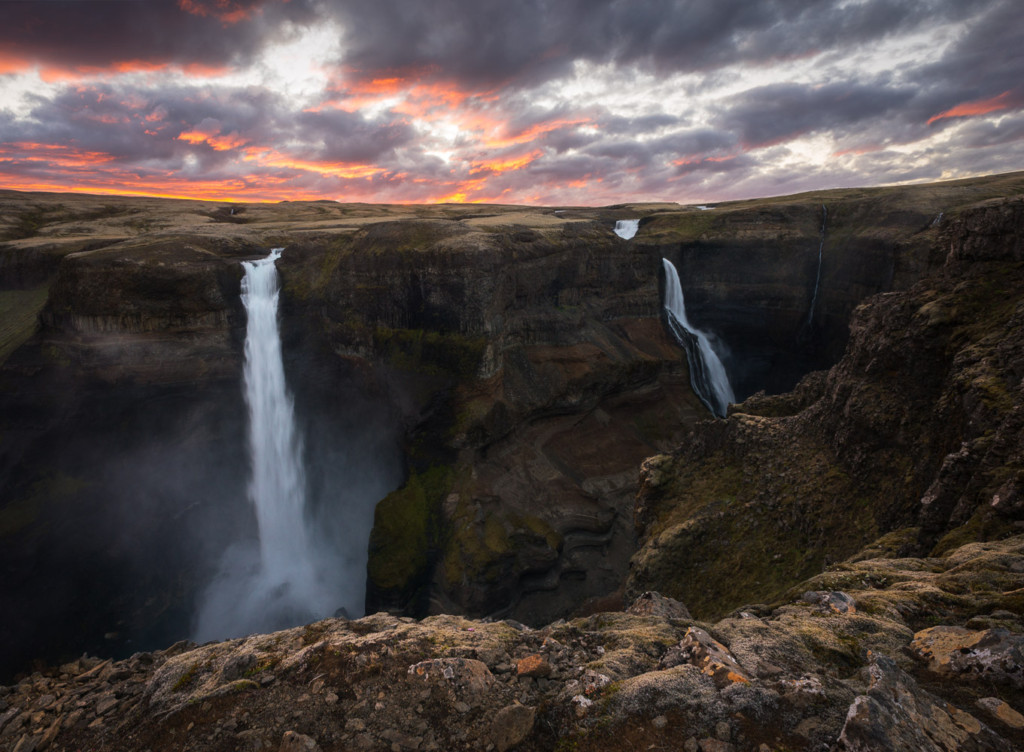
[0,283,51,366]
[367,466,453,594]
[374,327,486,380]
[0,473,88,538]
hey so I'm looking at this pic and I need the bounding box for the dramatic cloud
[1,0,1022,203]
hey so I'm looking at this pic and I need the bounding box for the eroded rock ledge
[629,198,1024,619]
[2,535,1022,752]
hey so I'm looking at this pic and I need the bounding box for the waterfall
[807,204,827,327]
[614,219,640,240]
[661,259,735,417]
[241,248,311,580]
[194,248,340,642]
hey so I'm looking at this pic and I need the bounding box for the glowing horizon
[2,1,1023,206]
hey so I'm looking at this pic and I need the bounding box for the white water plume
[662,258,735,418]
[194,248,344,642]
[614,219,640,239]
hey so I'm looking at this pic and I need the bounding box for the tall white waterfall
[807,204,827,327]
[194,248,340,641]
[241,248,312,581]
[662,258,735,418]
[614,219,640,240]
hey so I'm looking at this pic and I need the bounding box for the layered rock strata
[629,197,1024,619]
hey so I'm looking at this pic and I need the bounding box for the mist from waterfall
[662,258,735,418]
[194,249,347,642]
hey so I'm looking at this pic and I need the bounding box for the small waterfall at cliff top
[194,248,345,642]
[614,219,640,239]
[662,259,735,418]
[807,204,827,327]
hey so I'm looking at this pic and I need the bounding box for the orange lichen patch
[928,90,1023,125]
[673,627,752,688]
[516,654,552,678]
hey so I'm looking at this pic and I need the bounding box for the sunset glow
[1,1,1023,204]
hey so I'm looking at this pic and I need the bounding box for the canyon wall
[1,174,1023,682]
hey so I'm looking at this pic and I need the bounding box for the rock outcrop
[628,197,1024,619]
[1,534,1021,752]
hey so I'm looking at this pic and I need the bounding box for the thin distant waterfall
[194,248,340,642]
[662,259,735,417]
[614,219,640,239]
[808,204,827,327]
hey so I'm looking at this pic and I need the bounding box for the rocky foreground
[2,534,1023,752]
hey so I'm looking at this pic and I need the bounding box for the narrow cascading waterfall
[662,258,735,418]
[194,248,342,642]
[807,204,827,327]
[614,219,640,239]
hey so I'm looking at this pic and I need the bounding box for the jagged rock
[976,697,1024,730]
[278,730,319,752]
[910,626,1024,687]
[837,654,1013,752]
[408,657,495,695]
[515,655,551,679]
[12,734,40,752]
[801,590,857,614]
[626,591,692,620]
[488,704,536,752]
[0,535,1020,752]
[659,628,751,687]
[628,197,1024,622]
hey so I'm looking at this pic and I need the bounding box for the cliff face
[1,176,1023,686]
[628,198,1024,618]
[276,219,705,624]
[636,181,1001,397]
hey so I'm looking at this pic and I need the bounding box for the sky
[1,0,1023,205]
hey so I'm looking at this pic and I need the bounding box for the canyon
[1,172,1023,750]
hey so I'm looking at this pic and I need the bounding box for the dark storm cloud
[957,114,1024,149]
[915,0,1024,109]
[294,109,416,163]
[3,0,1023,203]
[0,0,319,70]
[1,76,415,184]
[720,81,915,149]
[325,0,1001,89]
[12,81,276,158]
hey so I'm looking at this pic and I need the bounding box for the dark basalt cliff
[0,176,1023,752]
[628,197,1024,620]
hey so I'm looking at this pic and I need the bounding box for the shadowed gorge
[1,174,1023,751]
